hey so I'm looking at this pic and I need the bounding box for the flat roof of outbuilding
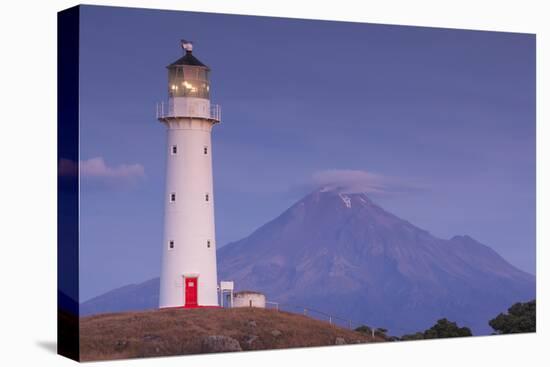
[234,291,265,296]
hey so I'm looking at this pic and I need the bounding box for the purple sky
[78,5,535,301]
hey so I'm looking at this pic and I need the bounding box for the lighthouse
[157,40,221,308]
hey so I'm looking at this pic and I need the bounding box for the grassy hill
[79,307,381,361]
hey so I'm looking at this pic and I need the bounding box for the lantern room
[167,41,210,100]
[157,40,220,122]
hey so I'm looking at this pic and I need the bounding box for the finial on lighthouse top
[168,40,208,69]
[181,39,193,53]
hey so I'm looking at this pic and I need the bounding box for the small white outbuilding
[232,291,266,308]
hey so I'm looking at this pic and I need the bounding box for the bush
[400,332,425,341]
[400,319,472,340]
[354,325,372,335]
[489,300,536,334]
[423,318,472,339]
[374,328,388,339]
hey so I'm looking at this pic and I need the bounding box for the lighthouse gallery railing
[156,101,221,122]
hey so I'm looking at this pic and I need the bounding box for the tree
[374,328,388,339]
[423,318,472,339]
[489,300,536,334]
[400,332,424,341]
[354,325,372,335]
[400,319,472,340]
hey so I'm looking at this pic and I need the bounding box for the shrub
[489,300,536,334]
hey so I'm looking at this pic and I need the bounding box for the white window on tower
[171,145,177,155]
[168,240,175,250]
[207,240,211,248]
[170,192,176,202]
[203,146,208,155]
[205,193,209,202]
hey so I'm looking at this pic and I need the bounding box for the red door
[185,277,198,307]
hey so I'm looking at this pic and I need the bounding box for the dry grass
[79,307,381,361]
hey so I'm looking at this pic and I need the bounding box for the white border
[0,1,546,367]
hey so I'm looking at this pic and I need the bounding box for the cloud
[80,157,144,180]
[59,157,145,189]
[311,169,427,196]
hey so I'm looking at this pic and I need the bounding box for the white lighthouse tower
[157,40,221,308]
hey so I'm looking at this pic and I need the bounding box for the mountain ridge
[81,188,535,335]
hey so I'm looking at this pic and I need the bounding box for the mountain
[81,189,535,335]
[80,278,159,316]
[217,189,534,334]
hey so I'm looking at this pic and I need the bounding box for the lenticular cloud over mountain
[311,169,426,196]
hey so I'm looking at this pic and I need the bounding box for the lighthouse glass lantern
[157,40,221,309]
[168,64,209,99]
[161,41,216,120]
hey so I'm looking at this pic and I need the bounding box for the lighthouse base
[160,305,221,310]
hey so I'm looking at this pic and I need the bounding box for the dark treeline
[355,299,536,341]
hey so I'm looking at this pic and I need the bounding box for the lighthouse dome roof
[168,51,209,70]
